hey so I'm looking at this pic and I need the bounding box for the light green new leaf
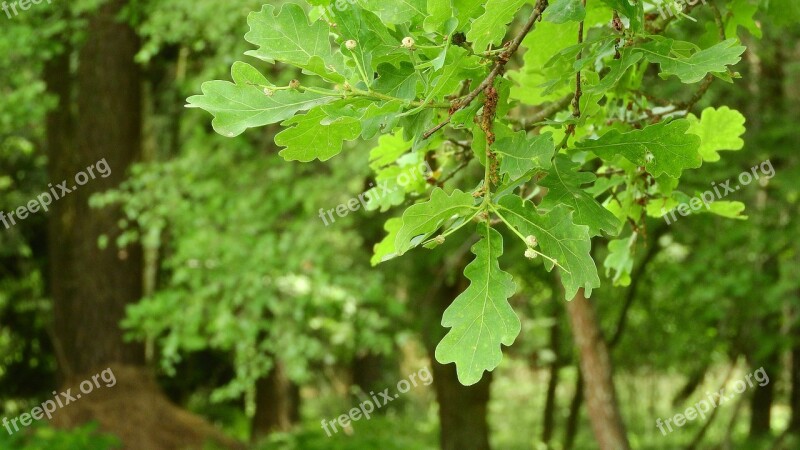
[186,65,336,137]
[494,131,555,179]
[275,107,361,161]
[544,0,586,24]
[575,120,702,178]
[604,237,634,286]
[435,223,519,386]
[395,188,477,255]
[707,201,747,219]
[467,0,526,51]
[686,106,745,162]
[638,39,746,84]
[497,197,600,299]
[244,4,345,82]
[539,155,621,236]
[372,218,403,265]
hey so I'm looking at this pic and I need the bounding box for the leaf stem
[490,204,569,272]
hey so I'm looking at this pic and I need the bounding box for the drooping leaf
[497,197,600,299]
[275,107,361,161]
[494,131,555,179]
[575,119,702,178]
[638,38,746,84]
[539,155,621,236]
[435,223,519,386]
[394,188,477,255]
[686,106,746,162]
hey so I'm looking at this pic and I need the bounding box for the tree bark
[251,361,300,441]
[48,0,144,379]
[565,288,630,450]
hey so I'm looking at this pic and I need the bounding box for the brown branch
[522,94,573,130]
[422,0,549,140]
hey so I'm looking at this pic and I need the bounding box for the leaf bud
[524,248,538,259]
[525,235,538,248]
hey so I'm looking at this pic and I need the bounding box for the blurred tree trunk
[542,286,563,447]
[563,371,583,450]
[419,258,492,450]
[251,361,300,441]
[565,288,630,450]
[47,0,144,379]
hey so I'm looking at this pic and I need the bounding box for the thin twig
[422,0,549,140]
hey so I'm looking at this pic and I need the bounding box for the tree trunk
[542,290,563,447]
[565,288,630,450]
[563,371,583,450]
[49,0,144,379]
[44,3,244,449]
[251,361,300,441]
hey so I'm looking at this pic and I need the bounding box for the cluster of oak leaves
[187,0,749,385]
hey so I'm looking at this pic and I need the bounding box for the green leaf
[497,197,600,299]
[369,131,410,169]
[357,0,426,24]
[395,188,477,255]
[372,217,403,265]
[494,131,555,179]
[544,0,586,24]
[186,67,336,138]
[686,106,746,162]
[275,107,361,161]
[244,4,345,82]
[707,201,748,219]
[539,155,621,236]
[599,0,643,32]
[638,38,746,84]
[373,62,421,102]
[435,223,519,386]
[604,237,634,286]
[587,48,643,93]
[467,0,526,51]
[725,0,762,39]
[575,120,702,178]
[332,4,404,76]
